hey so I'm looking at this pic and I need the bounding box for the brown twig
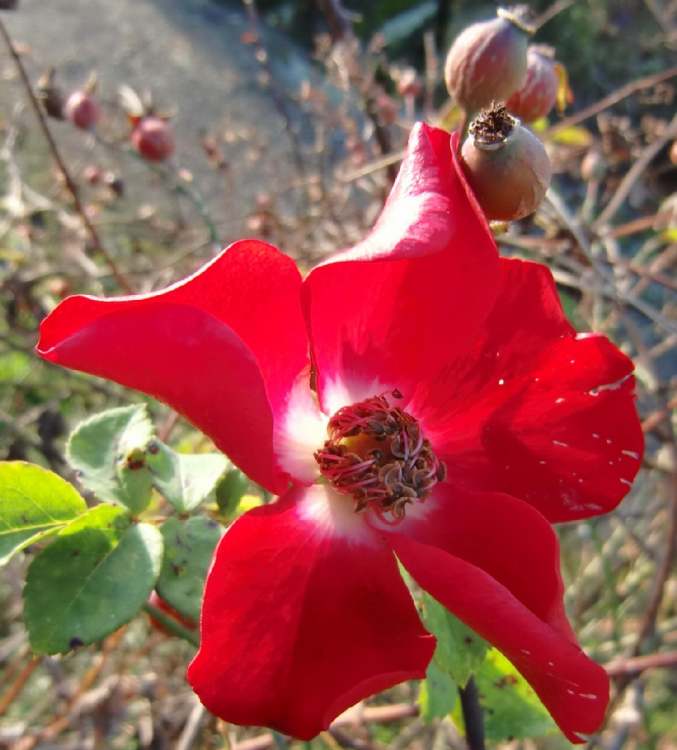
[15,627,127,750]
[605,650,677,677]
[231,704,419,750]
[547,66,677,137]
[340,149,405,183]
[594,114,677,228]
[0,18,133,293]
[545,188,677,334]
[176,700,208,750]
[595,402,677,732]
[364,94,398,183]
[241,0,307,180]
[328,727,383,750]
[533,0,577,31]
[631,434,677,653]
[0,655,40,716]
[641,396,677,434]
[316,0,353,41]
[157,409,181,443]
[607,210,672,239]
[315,0,397,185]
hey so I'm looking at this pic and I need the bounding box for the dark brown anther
[315,392,446,521]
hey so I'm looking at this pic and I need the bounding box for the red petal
[384,486,575,639]
[389,529,609,743]
[37,240,308,493]
[412,259,643,522]
[188,485,434,739]
[303,123,498,411]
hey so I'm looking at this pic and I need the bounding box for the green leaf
[147,442,228,513]
[418,658,458,722]
[215,468,250,518]
[421,592,489,686]
[0,351,31,382]
[67,405,155,513]
[156,516,223,622]
[24,505,163,653]
[0,461,87,566]
[454,649,557,741]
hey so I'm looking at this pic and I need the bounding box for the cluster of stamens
[314,391,446,522]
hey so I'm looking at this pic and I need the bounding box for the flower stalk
[459,677,486,750]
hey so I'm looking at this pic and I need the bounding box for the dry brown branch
[0,18,133,293]
[605,650,677,677]
[0,655,40,717]
[15,627,127,750]
[547,66,677,136]
[631,440,677,653]
[533,0,577,30]
[545,188,677,333]
[175,700,208,750]
[232,704,418,750]
[607,210,673,239]
[595,114,677,227]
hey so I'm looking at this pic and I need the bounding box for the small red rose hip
[147,591,197,635]
[132,117,175,162]
[506,45,559,122]
[460,103,552,221]
[444,6,533,115]
[64,90,101,131]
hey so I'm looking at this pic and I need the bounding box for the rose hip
[444,6,532,114]
[460,103,551,221]
[64,90,101,130]
[506,45,559,122]
[132,117,175,162]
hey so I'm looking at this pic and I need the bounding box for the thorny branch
[0,18,133,293]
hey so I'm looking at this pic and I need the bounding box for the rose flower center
[314,391,446,521]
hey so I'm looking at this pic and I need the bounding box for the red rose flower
[36,124,642,742]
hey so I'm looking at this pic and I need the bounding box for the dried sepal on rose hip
[460,103,552,221]
[444,5,533,115]
[506,45,559,122]
[37,68,65,120]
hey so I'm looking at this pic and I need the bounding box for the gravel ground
[1,0,312,239]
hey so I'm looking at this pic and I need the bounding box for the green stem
[143,602,200,647]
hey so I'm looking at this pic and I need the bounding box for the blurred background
[0,1,675,749]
